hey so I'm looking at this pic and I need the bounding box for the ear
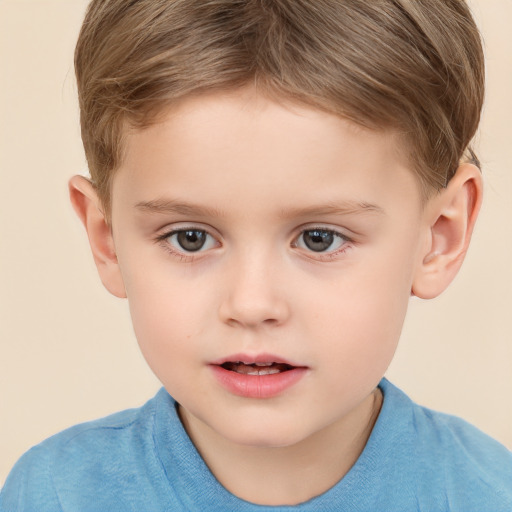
[412,163,483,299]
[68,175,127,298]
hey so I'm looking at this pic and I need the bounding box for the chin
[216,419,312,449]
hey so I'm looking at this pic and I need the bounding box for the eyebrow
[134,198,385,218]
[135,199,225,218]
[278,202,385,218]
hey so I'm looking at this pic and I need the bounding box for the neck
[179,388,382,506]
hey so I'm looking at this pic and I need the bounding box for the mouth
[210,354,308,398]
[220,361,295,376]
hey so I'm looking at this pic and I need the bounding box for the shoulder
[0,390,167,512]
[409,393,512,478]
[25,394,155,466]
[380,379,512,511]
[0,441,62,512]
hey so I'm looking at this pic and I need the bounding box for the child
[1,0,511,510]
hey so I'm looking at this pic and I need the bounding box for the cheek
[317,288,408,363]
[310,252,413,379]
[122,264,214,378]
[127,291,207,397]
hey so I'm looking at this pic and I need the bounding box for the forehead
[114,88,421,218]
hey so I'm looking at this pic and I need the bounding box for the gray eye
[302,230,335,252]
[163,228,218,256]
[174,230,207,252]
[295,229,347,254]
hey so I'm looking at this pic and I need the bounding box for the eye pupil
[303,230,334,252]
[177,230,206,251]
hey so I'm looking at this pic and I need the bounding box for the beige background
[1,0,511,485]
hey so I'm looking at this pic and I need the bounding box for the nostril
[224,315,282,328]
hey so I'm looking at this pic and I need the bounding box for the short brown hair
[75,0,485,214]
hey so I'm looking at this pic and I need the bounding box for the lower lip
[210,365,308,399]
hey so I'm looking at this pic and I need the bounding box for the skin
[70,86,482,506]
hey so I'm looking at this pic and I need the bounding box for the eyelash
[155,228,216,262]
[291,227,352,261]
[155,226,353,262]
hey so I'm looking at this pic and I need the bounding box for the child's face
[110,87,427,447]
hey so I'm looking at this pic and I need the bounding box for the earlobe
[412,163,483,299]
[68,175,127,298]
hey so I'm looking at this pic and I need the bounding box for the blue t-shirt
[1,379,511,511]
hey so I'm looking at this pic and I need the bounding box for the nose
[218,250,291,329]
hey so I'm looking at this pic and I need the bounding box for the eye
[295,228,347,253]
[166,229,217,253]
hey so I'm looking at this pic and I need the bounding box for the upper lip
[210,353,306,367]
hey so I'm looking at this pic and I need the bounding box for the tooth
[258,368,281,375]
[264,368,280,375]
[254,362,273,367]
